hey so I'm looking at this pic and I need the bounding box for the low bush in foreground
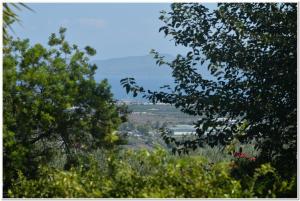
[8,148,296,198]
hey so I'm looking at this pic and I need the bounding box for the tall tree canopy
[121,3,297,175]
[3,28,127,189]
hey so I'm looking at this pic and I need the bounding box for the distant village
[116,99,237,141]
[116,99,169,105]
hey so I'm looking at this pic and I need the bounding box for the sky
[11,3,216,60]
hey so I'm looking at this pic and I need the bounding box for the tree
[121,3,296,176]
[3,27,127,192]
[3,3,33,44]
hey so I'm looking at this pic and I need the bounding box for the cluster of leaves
[3,3,33,44]
[230,160,296,198]
[120,3,297,177]
[7,148,296,198]
[3,28,128,193]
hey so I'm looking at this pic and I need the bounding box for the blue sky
[11,3,216,60]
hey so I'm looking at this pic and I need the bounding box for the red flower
[240,153,248,158]
[233,152,256,162]
[233,152,248,158]
[233,152,241,157]
[249,157,256,161]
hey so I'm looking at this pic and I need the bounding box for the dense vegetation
[3,27,128,194]
[122,2,297,183]
[7,149,296,198]
[3,3,297,198]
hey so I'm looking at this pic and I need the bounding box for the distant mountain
[93,54,174,100]
[93,54,212,100]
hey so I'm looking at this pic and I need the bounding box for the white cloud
[78,18,106,29]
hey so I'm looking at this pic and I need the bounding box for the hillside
[93,54,174,99]
[93,54,212,100]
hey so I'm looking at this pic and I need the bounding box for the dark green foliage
[121,3,297,176]
[4,4,297,198]
[3,28,127,193]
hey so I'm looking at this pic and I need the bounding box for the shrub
[250,164,296,198]
[8,148,296,198]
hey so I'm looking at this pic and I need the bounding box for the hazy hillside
[93,54,174,99]
[93,54,212,100]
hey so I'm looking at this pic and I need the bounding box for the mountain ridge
[93,54,211,100]
[93,54,175,100]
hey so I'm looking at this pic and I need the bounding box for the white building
[168,124,196,136]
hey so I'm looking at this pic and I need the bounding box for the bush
[250,164,296,198]
[8,148,296,198]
